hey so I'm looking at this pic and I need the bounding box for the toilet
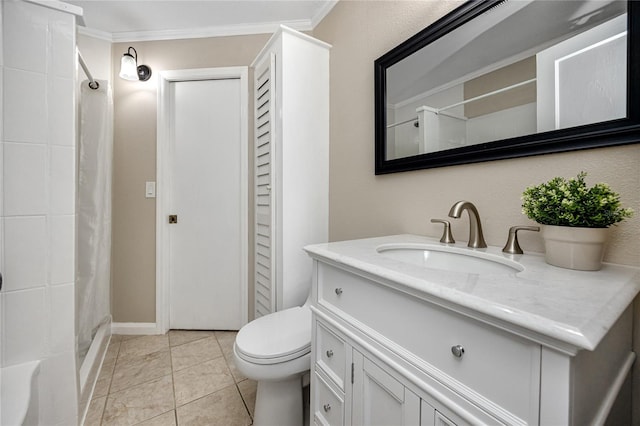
[233,304,312,426]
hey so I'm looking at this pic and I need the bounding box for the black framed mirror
[375,0,640,174]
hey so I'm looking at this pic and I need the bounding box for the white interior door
[168,78,243,330]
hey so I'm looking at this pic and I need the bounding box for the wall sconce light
[119,46,152,81]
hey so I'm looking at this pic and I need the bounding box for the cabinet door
[421,400,437,426]
[352,350,420,425]
[421,403,459,426]
[253,51,277,318]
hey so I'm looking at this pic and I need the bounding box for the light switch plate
[145,181,156,198]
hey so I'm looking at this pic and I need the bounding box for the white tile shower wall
[49,77,75,147]
[39,351,78,424]
[1,287,46,365]
[49,215,75,285]
[50,145,75,214]
[48,13,74,78]
[3,68,48,143]
[3,1,47,73]
[3,142,48,215]
[0,14,3,417]
[1,1,80,424]
[3,216,47,290]
[48,283,75,354]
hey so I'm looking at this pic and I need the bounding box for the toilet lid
[235,306,311,364]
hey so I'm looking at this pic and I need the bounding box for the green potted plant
[521,172,633,270]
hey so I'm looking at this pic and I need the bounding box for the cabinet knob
[335,288,343,295]
[326,349,334,358]
[451,345,465,358]
[323,403,331,412]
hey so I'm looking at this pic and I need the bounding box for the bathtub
[1,360,41,425]
[79,320,111,425]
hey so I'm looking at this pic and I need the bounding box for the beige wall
[314,1,639,421]
[77,34,112,81]
[109,2,639,417]
[111,34,270,322]
[313,0,639,266]
[464,56,536,118]
[111,1,639,323]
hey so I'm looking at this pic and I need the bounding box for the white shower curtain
[77,80,113,364]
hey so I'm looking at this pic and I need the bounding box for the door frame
[156,67,249,334]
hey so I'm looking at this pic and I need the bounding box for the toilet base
[253,376,303,426]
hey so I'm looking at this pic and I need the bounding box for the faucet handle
[502,225,540,254]
[431,219,455,244]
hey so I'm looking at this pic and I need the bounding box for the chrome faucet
[448,201,487,248]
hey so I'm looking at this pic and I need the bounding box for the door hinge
[351,362,355,384]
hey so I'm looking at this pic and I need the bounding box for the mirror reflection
[385,0,627,161]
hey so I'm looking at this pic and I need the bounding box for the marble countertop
[304,234,640,352]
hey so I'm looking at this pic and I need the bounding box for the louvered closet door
[254,53,276,318]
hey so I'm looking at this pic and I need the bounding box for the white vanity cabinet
[310,264,523,425]
[306,235,640,426]
[251,26,330,317]
[313,319,424,426]
[352,349,421,425]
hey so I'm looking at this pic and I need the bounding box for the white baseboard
[111,322,161,335]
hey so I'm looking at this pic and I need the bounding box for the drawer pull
[451,345,465,358]
[326,349,334,358]
[323,403,331,412]
[335,288,343,295]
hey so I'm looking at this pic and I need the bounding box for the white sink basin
[376,243,523,274]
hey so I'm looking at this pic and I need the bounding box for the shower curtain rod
[77,49,99,90]
[386,109,465,129]
[386,78,536,129]
[438,78,536,113]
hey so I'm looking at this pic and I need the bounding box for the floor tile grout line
[94,395,108,426]
[93,331,252,426]
[129,408,176,426]
[173,381,240,410]
[219,330,254,424]
[169,330,217,348]
[234,381,255,423]
[171,335,226,374]
[225,329,254,425]
[106,349,173,398]
[101,336,173,425]
[172,332,244,414]
[99,338,120,426]
[169,335,178,424]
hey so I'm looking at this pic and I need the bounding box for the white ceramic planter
[540,225,609,271]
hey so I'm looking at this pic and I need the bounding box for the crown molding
[310,0,338,28]
[78,25,114,42]
[75,0,339,44]
[109,19,313,43]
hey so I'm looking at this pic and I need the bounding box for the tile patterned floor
[84,331,256,426]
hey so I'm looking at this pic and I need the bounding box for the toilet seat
[235,306,311,365]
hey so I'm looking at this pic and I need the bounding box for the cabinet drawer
[318,263,540,424]
[313,370,344,426]
[315,322,347,389]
